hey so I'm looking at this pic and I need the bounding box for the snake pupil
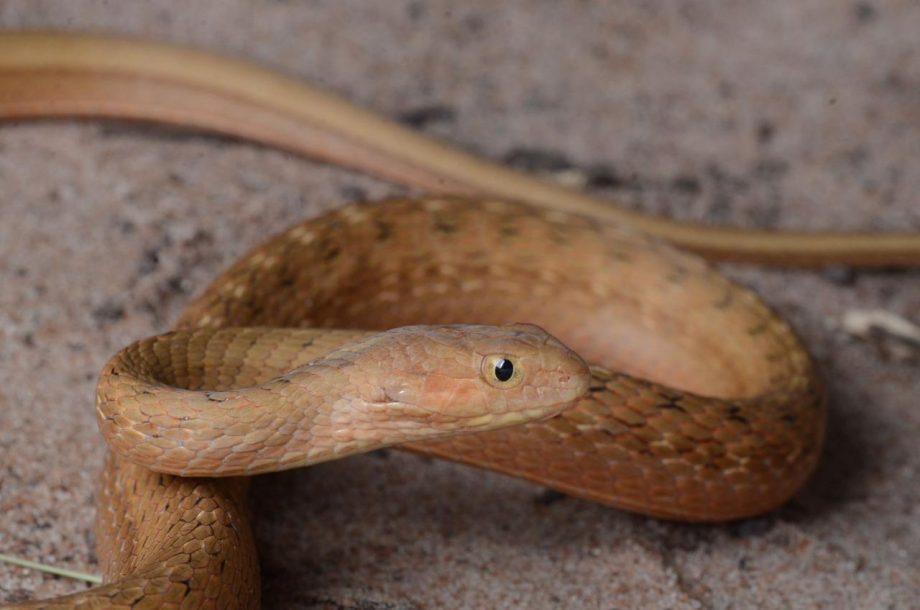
[494,358,514,382]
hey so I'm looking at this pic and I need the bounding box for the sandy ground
[0,1,918,608]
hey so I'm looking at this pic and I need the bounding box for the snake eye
[482,355,523,388]
[494,359,514,381]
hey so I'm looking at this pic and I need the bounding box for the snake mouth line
[461,405,570,430]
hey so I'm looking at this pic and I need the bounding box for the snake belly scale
[9,197,824,609]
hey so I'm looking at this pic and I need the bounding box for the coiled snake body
[12,197,825,609]
[8,31,918,610]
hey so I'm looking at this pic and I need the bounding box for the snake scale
[1,32,916,610]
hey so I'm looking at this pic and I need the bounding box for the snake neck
[96,359,374,476]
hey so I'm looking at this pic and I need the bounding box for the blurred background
[0,2,917,608]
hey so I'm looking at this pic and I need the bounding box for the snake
[0,32,917,610]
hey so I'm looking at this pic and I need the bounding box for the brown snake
[1,32,916,610]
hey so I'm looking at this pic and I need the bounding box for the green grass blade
[0,553,102,584]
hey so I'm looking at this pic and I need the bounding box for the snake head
[352,323,590,435]
[96,324,590,477]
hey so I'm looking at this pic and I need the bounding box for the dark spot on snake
[323,246,341,262]
[727,406,749,424]
[422,263,442,278]
[606,248,632,262]
[666,265,689,284]
[713,289,734,309]
[301,339,314,348]
[375,220,393,241]
[498,225,518,238]
[467,249,489,262]
[657,401,687,414]
[549,228,571,246]
[782,414,797,424]
[434,216,457,234]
